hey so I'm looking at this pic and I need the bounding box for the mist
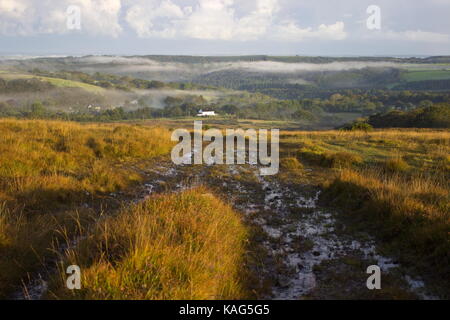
[0,56,408,83]
[211,61,405,74]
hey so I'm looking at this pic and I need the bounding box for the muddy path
[13,160,439,300]
[201,164,438,300]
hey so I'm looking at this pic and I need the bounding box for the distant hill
[138,55,450,64]
[367,104,450,128]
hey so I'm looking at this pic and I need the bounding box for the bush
[351,122,373,132]
[368,104,450,129]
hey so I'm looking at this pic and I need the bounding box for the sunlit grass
[48,187,248,300]
[280,129,449,292]
[0,72,105,93]
[0,119,173,298]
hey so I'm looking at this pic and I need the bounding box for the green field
[0,71,106,93]
[401,70,450,82]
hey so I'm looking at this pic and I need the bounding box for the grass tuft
[48,188,248,300]
[384,157,410,173]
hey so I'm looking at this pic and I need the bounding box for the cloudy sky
[0,0,449,56]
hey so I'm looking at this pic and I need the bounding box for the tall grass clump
[384,157,410,173]
[49,187,248,300]
[280,157,304,171]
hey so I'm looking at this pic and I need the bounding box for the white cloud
[273,21,347,41]
[182,0,279,40]
[0,0,448,47]
[123,0,344,42]
[125,0,184,38]
[80,0,123,37]
[125,0,279,41]
[124,0,345,42]
[233,0,279,40]
[182,0,236,40]
[0,0,27,18]
[0,0,122,37]
[0,0,34,35]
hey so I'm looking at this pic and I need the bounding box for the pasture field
[0,72,106,93]
[401,70,450,82]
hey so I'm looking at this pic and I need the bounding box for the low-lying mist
[0,85,228,112]
[0,55,408,82]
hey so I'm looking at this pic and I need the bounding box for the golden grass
[280,157,303,171]
[1,120,448,299]
[0,119,173,208]
[0,119,173,298]
[284,129,450,290]
[282,128,450,141]
[324,168,449,284]
[337,168,448,219]
[48,187,248,300]
[288,129,449,169]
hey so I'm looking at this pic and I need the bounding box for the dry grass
[384,157,410,173]
[48,187,248,300]
[323,168,449,289]
[0,119,173,298]
[280,157,303,171]
[282,129,449,293]
[282,128,450,142]
[0,120,173,209]
[1,119,448,299]
[334,168,448,220]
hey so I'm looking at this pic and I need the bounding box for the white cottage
[197,110,216,117]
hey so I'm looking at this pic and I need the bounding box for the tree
[164,96,183,107]
[0,101,9,114]
[351,122,373,132]
[30,101,46,118]
[222,104,238,115]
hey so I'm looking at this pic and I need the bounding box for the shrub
[351,122,373,132]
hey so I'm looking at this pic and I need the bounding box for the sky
[0,0,449,56]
